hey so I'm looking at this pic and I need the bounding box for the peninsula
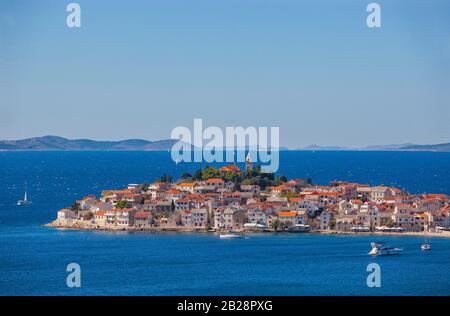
[46,162,450,236]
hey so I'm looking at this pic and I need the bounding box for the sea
[0,151,449,295]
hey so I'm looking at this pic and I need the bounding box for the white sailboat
[421,223,431,251]
[17,182,32,206]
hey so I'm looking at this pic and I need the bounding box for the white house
[57,209,76,221]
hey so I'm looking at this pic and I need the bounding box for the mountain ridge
[1,136,449,152]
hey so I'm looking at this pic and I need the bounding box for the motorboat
[369,242,403,256]
[219,233,244,239]
[421,243,431,251]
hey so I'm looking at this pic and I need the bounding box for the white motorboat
[369,242,403,256]
[219,233,243,239]
[421,243,431,251]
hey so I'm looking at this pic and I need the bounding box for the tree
[142,183,150,192]
[192,168,203,180]
[270,219,280,231]
[70,202,81,211]
[159,174,173,183]
[284,191,299,200]
[116,200,127,209]
[83,212,94,221]
[385,218,395,228]
[180,172,192,181]
[329,218,336,230]
[223,170,237,182]
[278,175,287,183]
[279,221,292,231]
[202,166,220,180]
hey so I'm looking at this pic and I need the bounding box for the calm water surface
[1,151,449,295]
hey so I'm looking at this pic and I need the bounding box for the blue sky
[1,0,449,147]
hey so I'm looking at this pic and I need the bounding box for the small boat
[287,224,311,233]
[369,242,403,256]
[219,233,244,239]
[17,182,32,206]
[421,223,431,251]
[421,243,431,251]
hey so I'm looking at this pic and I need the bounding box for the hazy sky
[1,0,449,148]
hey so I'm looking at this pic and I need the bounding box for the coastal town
[47,155,450,236]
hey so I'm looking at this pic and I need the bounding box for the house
[154,200,173,212]
[174,198,192,211]
[105,209,117,225]
[266,196,288,206]
[165,189,185,202]
[213,207,246,229]
[277,211,297,226]
[57,209,76,221]
[116,208,136,227]
[246,208,269,226]
[192,208,208,227]
[148,182,170,198]
[356,186,371,199]
[335,215,357,231]
[90,201,113,213]
[205,178,225,191]
[394,213,415,231]
[240,185,261,195]
[320,211,332,230]
[219,165,241,174]
[370,186,393,202]
[134,211,152,228]
[176,182,196,194]
[358,203,380,227]
[269,185,291,197]
[415,198,442,212]
[94,211,106,226]
[77,195,96,210]
[181,210,193,226]
[295,210,308,225]
[295,200,319,216]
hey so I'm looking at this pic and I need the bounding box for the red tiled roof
[135,211,151,219]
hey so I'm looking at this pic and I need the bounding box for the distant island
[1,135,450,152]
[298,143,450,152]
[0,135,179,151]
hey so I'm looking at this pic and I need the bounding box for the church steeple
[245,152,253,171]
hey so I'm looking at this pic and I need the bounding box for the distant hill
[297,142,450,152]
[399,143,450,152]
[1,136,449,152]
[0,136,180,151]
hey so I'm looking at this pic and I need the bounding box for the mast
[24,181,28,202]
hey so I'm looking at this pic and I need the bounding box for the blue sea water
[1,151,450,295]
